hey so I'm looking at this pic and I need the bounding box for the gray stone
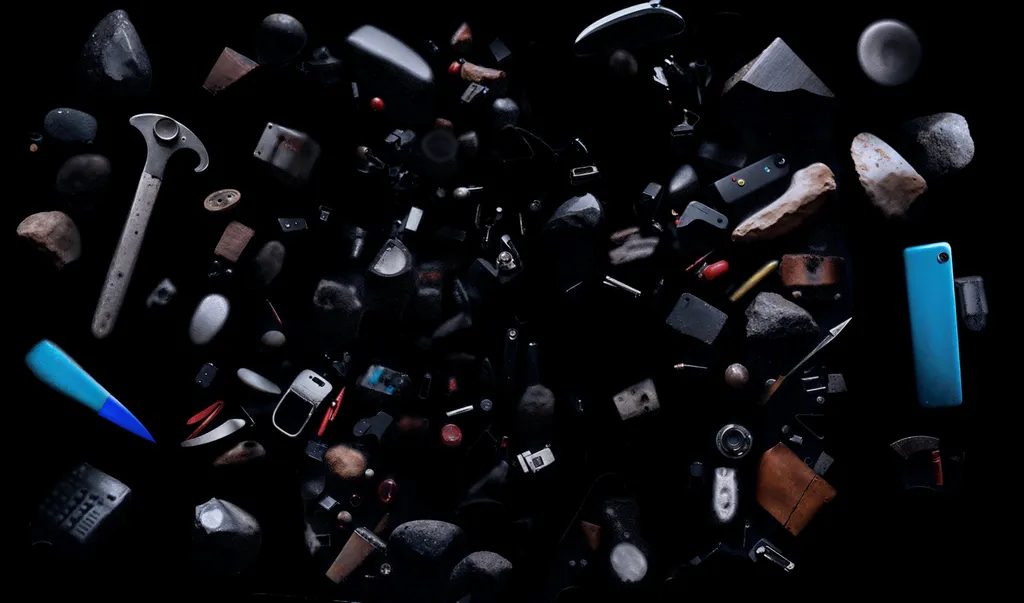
[79,10,152,97]
[252,241,285,286]
[745,292,819,340]
[901,113,975,179]
[55,154,110,195]
[450,551,513,601]
[518,384,555,428]
[609,49,638,78]
[610,543,648,583]
[193,498,261,575]
[852,132,928,218]
[313,278,362,312]
[260,330,286,347]
[17,211,82,268]
[257,14,308,65]
[732,163,835,242]
[492,97,520,129]
[388,520,467,593]
[43,108,97,143]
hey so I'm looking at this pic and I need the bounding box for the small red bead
[448,61,462,75]
[370,97,385,111]
[378,478,398,504]
[701,260,730,281]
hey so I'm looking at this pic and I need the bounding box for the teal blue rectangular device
[903,242,962,408]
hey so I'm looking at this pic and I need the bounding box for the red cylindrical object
[441,423,462,447]
[378,478,398,504]
[931,450,944,486]
[700,260,730,281]
[448,61,462,75]
[370,97,385,111]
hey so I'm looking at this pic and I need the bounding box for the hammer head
[130,113,209,179]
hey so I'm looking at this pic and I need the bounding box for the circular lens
[774,155,787,168]
[715,424,752,459]
[938,252,949,263]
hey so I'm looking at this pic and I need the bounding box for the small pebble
[337,510,353,524]
[365,468,376,479]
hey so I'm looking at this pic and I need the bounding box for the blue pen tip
[98,396,156,442]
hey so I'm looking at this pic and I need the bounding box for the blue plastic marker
[25,340,155,442]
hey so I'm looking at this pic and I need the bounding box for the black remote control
[34,463,131,545]
[713,154,790,205]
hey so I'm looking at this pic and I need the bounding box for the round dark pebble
[55,154,110,195]
[257,14,308,65]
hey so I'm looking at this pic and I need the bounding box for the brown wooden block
[214,221,255,262]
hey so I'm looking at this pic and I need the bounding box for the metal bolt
[569,560,577,567]
[580,559,588,568]
[454,186,483,201]
[529,199,543,212]
[603,276,642,297]
[380,563,392,576]
[782,424,791,434]
[508,328,518,340]
[497,250,516,271]
[816,396,825,404]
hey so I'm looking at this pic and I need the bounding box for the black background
[17,1,993,599]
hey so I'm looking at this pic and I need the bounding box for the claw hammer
[92,114,209,339]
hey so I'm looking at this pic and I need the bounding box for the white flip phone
[272,370,333,437]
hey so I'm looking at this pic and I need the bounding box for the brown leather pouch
[756,443,836,535]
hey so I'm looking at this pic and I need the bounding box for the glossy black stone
[43,108,97,143]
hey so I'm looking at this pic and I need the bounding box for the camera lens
[937,252,949,263]
[774,155,787,168]
[715,424,752,459]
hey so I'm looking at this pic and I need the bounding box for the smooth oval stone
[55,154,110,195]
[79,10,152,97]
[236,368,281,394]
[610,543,648,583]
[43,108,97,143]
[261,330,286,348]
[257,14,308,65]
[17,211,82,268]
[190,294,230,344]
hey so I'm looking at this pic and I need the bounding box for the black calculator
[34,463,131,545]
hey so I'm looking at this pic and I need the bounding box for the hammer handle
[92,172,162,339]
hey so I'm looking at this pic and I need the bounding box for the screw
[380,563,392,576]
[508,328,518,340]
[569,560,576,567]
[454,186,483,201]
[529,199,543,212]
[580,559,588,567]
[816,396,825,404]
[782,424,791,434]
